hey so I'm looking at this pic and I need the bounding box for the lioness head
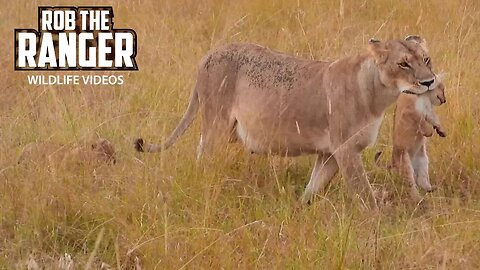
[369,35,436,95]
[91,138,116,164]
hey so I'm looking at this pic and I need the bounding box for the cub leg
[424,109,446,137]
[412,144,433,192]
[301,154,339,204]
[419,118,434,137]
[394,150,423,203]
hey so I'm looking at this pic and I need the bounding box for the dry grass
[1,0,480,268]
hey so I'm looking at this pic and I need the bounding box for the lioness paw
[134,138,145,152]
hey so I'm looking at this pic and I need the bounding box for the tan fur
[389,82,446,202]
[135,37,437,208]
[18,138,116,167]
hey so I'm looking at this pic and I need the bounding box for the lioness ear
[405,35,429,53]
[368,38,388,64]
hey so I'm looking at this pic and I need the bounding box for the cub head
[368,36,436,95]
[91,138,116,164]
[426,81,446,106]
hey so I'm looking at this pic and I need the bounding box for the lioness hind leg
[195,70,236,160]
[196,116,236,161]
[196,134,206,161]
[195,128,220,160]
[301,154,338,204]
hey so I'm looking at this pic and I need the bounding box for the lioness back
[201,43,328,91]
[197,44,331,156]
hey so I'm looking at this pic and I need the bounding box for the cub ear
[405,35,428,52]
[368,38,388,64]
[436,72,448,81]
[405,35,423,42]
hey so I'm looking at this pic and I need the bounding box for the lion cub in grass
[378,82,446,202]
[18,138,116,167]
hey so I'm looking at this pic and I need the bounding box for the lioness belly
[231,83,330,156]
[234,120,330,156]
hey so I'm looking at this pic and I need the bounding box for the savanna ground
[1,0,480,268]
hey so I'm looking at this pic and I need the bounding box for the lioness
[376,82,446,202]
[18,138,116,167]
[135,36,437,208]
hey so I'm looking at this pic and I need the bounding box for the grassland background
[1,0,480,268]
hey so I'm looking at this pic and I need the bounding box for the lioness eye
[424,57,430,64]
[398,62,410,69]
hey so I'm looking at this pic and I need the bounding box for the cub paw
[434,127,447,137]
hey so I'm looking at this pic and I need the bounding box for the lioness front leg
[301,154,339,204]
[334,149,377,210]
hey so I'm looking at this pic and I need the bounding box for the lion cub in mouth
[378,82,446,202]
[18,138,116,167]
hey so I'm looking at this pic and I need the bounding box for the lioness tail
[135,89,199,153]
